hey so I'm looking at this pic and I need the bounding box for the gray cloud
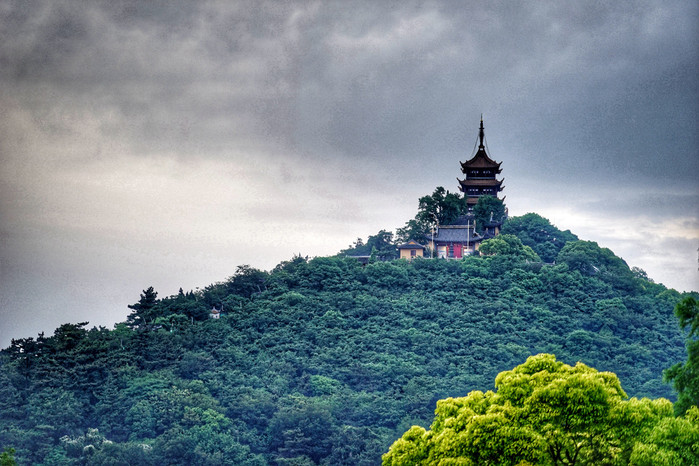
[1,0,697,346]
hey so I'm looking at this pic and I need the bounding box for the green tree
[664,296,699,415]
[342,230,399,260]
[226,265,268,298]
[383,354,675,466]
[0,447,15,466]
[472,195,506,235]
[629,406,699,465]
[557,240,638,292]
[502,213,578,262]
[478,234,540,261]
[126,287,159,328]
[396,187,468,242]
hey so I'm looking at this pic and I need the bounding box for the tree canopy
[472,196,506,235]
[664,296,699,415]
[501,213,578,263]
[383,354,698,466]
[396,187,468,243]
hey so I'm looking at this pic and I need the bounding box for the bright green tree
[629,406,699,465]
[383,354,675,466]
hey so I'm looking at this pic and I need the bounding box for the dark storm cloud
[2,1,695,177]
[0,0,697,346]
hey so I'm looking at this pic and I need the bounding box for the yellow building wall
[399,248,424,260]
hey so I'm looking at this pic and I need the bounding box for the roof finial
[479,114,485,149]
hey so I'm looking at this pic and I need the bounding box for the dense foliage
[340,230,398,261]
[501,213,578,263]
[0,215,694,465]
[665,296,699,416]
[383,354,699,465]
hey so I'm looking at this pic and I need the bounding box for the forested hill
[1,215,694,465]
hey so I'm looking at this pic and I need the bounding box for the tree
[664,296,699,415]
[226,265,268,298]
[502,213,578,263]
[383,354,675,466]
[396,187,468,242]
[126,287,159,328]
[342,230,398,260]
[629,406,699,465]
[556,240,638,292]
[472,195,506,235]
[478,234,540,261]
[0,448,16,466]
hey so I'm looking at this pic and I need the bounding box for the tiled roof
[397,241,426,249]
[447,215,475,226]
[458,178,503,187]
[460,148,502,169]
[428,227,483,243]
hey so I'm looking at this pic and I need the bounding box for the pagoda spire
[478,114,485,149]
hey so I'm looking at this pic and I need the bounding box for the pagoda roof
[460,118,502,171]
[460,148,502,170]
[458,178,504,187]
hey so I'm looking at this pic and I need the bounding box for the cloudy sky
[1,0,697,347]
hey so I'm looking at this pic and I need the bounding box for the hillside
[0,215,693,465]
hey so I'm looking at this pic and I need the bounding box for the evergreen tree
[126,287,159,328]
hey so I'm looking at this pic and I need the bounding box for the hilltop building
[458,117,504,208]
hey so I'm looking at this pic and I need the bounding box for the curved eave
[460,151,502,170]
[458,178,504,187]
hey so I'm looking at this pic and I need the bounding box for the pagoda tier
[457,117,504,206]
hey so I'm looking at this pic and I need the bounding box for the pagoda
[458,117,504,208]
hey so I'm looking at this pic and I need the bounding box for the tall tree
[126,287,159,329]
[472,195,506,234]
[396,187,468,242]
[665,296,699,415]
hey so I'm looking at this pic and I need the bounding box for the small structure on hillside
[210,306,223,319]
[482,211,503,239]
[458,117,505,208]
[397,240,426,260]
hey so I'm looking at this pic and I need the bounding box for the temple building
[426,215,482,258]
[458,117,504,208]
